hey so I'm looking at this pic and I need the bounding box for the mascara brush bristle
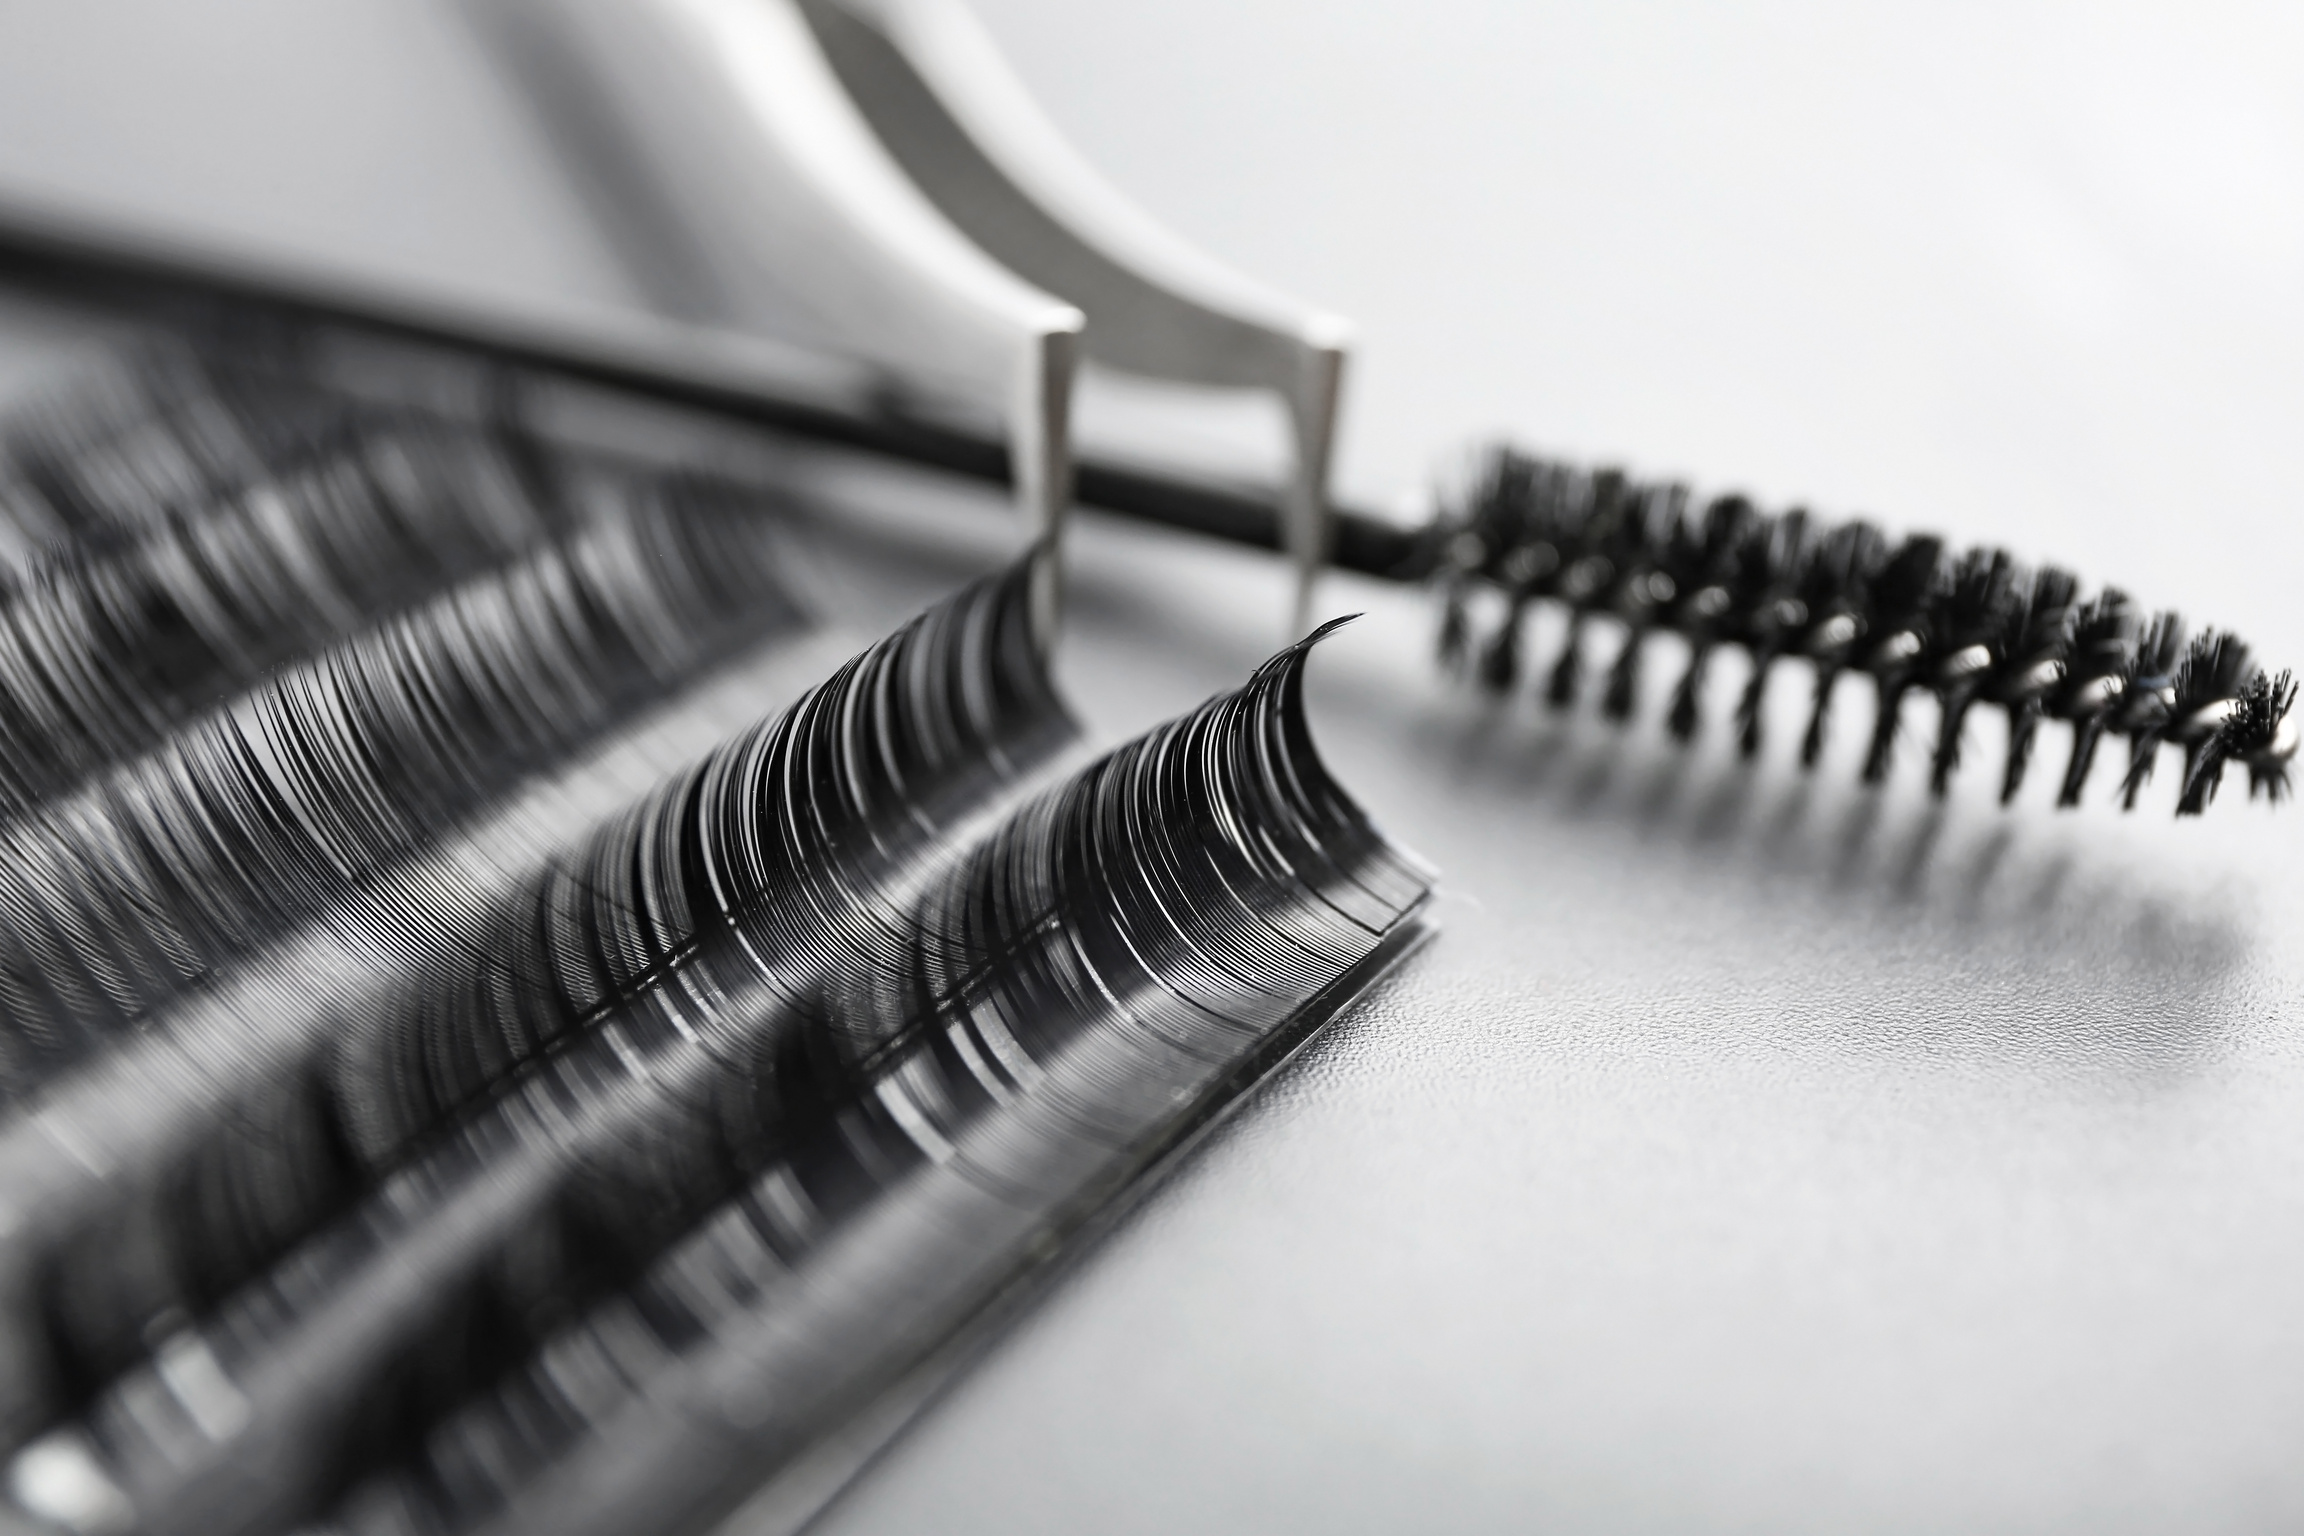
[1432,447,2298,815]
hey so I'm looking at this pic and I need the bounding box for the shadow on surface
[1314,653,2266,1084]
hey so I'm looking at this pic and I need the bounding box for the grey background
[2,3,2302,1531]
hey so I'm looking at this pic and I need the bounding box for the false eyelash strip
[0,566,1078,1536]
[1,563,1067,1438]
[1429,448,2298,815]
[0,337,252,555]
[0,476,802,1098]
[4,615,1427,1536]
[320,552,1072,1173]
[0,610,861,1448]
[319,626,1433,1536]
[0,480,826,1425]
[0,418,576,817]
[0,336,360,567]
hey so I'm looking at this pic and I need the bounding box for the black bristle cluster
[1430,447,2297,816]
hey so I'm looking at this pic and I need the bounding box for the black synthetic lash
[0,476,799,1100]
[0,417,568,817]
[323,626,1428,1536]
[15,598,1424,1536]
[0,560,1065,1468]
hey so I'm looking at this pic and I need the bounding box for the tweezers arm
[803,0,1352,636]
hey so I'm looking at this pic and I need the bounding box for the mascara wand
[1427,449,2299,816]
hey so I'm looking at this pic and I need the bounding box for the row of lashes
[8,567,1072,1535]
[0,335,602,814]
[7,575,1429,1536]
[0,342,834,1455]
[1430,449,2297,815]
[0,456,803,1097]
[0,339,1431,1536]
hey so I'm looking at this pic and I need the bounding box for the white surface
[2,3,2301,1530]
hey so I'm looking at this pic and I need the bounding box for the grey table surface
[2,4,2302,1532]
